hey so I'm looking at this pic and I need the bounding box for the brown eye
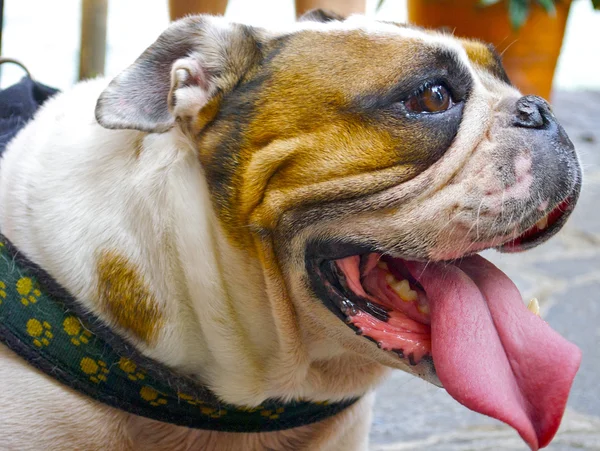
[405,84,452,113]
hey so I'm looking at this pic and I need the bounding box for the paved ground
[369,90,600,450]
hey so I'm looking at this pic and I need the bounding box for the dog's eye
[405,84,453,113]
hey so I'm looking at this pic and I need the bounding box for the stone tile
[544,281,600,418]
[370,408,600,450]
[534,256,600,281]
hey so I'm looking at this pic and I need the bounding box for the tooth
[385,273,419,302]
[417,303,430,315]
[527,298,540,316]
[385,273,396,285]
[536,216,549,230]
[391,279,418,302]
[377,261,389,270]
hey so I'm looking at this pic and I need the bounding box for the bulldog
[0,11,582,451]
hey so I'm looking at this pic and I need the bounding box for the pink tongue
[404,255,581,450]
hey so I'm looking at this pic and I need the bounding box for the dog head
[96,12,581,450]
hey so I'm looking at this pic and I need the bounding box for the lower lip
[501,198,571,249]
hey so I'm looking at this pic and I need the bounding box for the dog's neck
[0,80,385,407]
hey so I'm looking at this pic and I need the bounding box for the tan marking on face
[199,31,451,249]
[462,40,494,66]
[460,38,507,82]
[96,250,163,344]
[192,94,223,134]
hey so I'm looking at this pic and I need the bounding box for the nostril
[513,95,549,129]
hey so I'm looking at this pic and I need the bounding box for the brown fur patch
[96,250,163,344]
[193,94,223,134]
[460,39,509,82]
[462,40,496,67]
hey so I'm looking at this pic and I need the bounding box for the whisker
[475,198,485,241]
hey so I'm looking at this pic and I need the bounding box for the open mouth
[305,196,581,451]
[314,254,433,364]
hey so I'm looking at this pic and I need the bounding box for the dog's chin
[304,189,577,383]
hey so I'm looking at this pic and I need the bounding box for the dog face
[96,12,581,449]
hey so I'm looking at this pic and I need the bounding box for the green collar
[0,236,357,432]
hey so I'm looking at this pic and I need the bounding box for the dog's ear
[95,16,261,133]
[298,9,345,23]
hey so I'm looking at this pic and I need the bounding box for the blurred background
[1,0,599,92]
[1,1,599,449]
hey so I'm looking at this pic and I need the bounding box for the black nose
[513,95,552,129]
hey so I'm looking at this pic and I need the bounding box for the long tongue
[404,255,581,450]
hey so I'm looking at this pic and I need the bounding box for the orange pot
[407,0,572,100]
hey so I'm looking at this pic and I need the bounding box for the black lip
[306,256,358,324]
[307,256,391,325]
[305,240,383,327]
[305,241,377,261]
[330,259,391,322]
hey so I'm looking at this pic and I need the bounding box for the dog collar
[0,236,358,432]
